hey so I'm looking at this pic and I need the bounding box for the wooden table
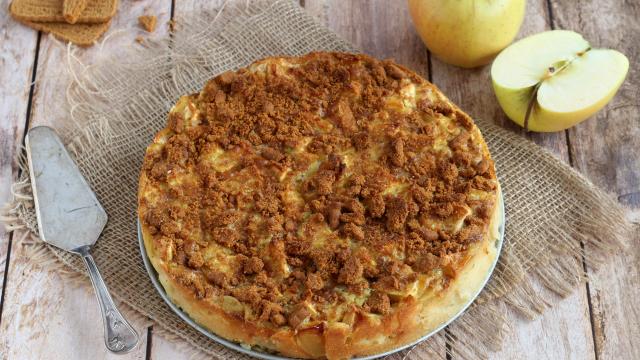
[1,0,638,358]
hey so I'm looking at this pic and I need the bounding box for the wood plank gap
[145,326,154,360]
[0,232,14,325]
[445,328,453,360]
[571,130,596,356]
[23,31,43,141]
[581,242,600,360]
[564,130,575,167]
[0,30,42,325]
[545,0,555,29]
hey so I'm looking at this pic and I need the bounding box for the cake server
[25,126,139,354]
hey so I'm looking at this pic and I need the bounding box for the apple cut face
[491,30,629,132]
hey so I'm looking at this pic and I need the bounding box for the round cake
[138,52,501,359]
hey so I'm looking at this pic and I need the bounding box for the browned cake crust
[138,52,500,359]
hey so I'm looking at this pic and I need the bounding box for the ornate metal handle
[80,247,139,354]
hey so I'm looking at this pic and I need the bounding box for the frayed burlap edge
[1,1,636,359]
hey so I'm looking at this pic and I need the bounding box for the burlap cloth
[2,1,635,359]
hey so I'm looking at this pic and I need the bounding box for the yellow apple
[491,30,629,132]
[408,0,526,68]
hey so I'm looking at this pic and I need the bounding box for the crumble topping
[140,52,497,330]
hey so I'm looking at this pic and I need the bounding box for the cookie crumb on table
[138,15,157,33]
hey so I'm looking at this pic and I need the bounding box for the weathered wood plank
[550,0,640,358]
[150,334,192,359]
[0,260,150,359]
[427,0,594,358]
[488,280,595,360]
[0,0,38,318]
[0,1,171,358]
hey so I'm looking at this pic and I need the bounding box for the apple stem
[524,82,542,132]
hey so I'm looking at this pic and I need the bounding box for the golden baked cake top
[139,52,498,358]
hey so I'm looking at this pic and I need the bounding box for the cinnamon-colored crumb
[365,291,391,315]
[389,137,406,167]
[306,273,324,290]
[243,256,264,274]
[138,15,157,33]
[338,256,363,285]
[385,196,409,233]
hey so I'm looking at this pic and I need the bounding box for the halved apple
[491,30,629,132]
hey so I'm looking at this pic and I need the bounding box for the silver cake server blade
[25,126,139,354]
